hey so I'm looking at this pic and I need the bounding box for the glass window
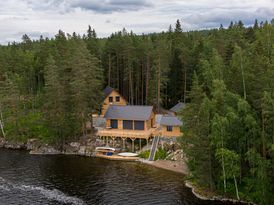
[167,126,173,132]
[123,120,133,130]
[134,121,145,130]
[109,96,113,102]
[116,96,120,102]
[110,119,118,129]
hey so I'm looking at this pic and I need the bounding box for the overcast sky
[0,0,273,44]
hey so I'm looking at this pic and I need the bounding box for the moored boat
[118,152,138,157]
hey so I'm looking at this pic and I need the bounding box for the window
[134,121,144,130]
[116,96,120,102]
[109,96,113,103]
[110,119,118,129]
[123,120,133,130]
[167,126,173,132]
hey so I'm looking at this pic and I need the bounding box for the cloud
[0,0,273,44]
[23,0,153,13]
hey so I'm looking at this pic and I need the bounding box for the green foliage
[138,148,168,160]
[179,20,274,205]
[5,112,51,142]
[139,150,150,159]
[0,19,273,205]
[155,148,168,160]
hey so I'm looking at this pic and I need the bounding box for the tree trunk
[141,59,144,105]
[233,175,240,200]
[145,56,150,105]
[261,108,266,158]
[221,129,227,193]
[108,54,111,86]
[239,52,246,100]
[116,55,119,90]
[0,104,5,138]
[184,66,187,103]
[157,57,161,113]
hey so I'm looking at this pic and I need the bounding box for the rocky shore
[185,181,257,205]
[0,137,100,157]
[0,137,255,204]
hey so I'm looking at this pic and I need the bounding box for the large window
[167,126,173,132]
[110,119,118,129]
[109,96,113,103]
[123,120,133,130]
[116,96,120,102]
[134,121,144,130]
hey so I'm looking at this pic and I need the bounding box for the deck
[96,128,157,139]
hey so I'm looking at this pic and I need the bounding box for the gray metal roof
[104,105,153,121]
[103,86,114,98]
[160,116,183,126]
[170,102,186,113]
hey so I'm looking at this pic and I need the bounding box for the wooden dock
[95,153,139,161]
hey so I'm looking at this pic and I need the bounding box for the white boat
[95,147,116,152]
[118,152,138,157]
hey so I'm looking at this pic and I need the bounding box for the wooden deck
[95,153,139,161]
[96,128,156,139]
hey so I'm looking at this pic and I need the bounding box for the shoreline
[0,139,256,205]
[139,159,188,175]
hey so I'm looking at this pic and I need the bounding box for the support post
[139,138,142,151]
[131,138,136,152]
[106,136,108,146]
[122,137,126,150]
[111,137,115,147]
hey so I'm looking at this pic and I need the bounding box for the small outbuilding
[157,115,183,137]
[169,102,186,115]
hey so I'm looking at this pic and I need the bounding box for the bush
[155,148,168,160]
[138,148,168,160]
[139,150,150,159]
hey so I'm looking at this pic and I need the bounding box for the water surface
[0,149,241,205]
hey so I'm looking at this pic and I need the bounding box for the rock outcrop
[0,137,98,157]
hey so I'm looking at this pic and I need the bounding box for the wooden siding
[107,119,149,131]
[161,125,182,137]
[101,90,127,116]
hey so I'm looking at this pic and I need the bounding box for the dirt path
[140,159,188,175]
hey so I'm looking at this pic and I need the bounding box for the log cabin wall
[102,90,127,116]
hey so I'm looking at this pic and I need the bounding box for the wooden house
[101,86,127,116]
[95,88,183,152]
[169,102,186,116]
[157,115,182,137]
[105,105,155,130]
[97,105,156,150]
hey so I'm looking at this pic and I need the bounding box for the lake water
[0,149,243,205]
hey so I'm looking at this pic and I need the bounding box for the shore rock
[26,138,41,150]
[4,141,25,149]
[0,138,6,147]
[30,145,61,155]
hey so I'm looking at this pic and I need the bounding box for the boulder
[26,138,41,150]
[0,138,6,147]
[4,141,25,149]
[78,146,86,155]
[30,145,61,155]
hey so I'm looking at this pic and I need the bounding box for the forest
[0,19,273,204]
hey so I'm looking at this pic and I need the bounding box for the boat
[95,147,116,152]
[95,147,139,161]
[117,152,138,157]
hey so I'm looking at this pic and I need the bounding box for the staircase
[148,136,160,161]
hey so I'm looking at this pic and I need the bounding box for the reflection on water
[0,149,241,205]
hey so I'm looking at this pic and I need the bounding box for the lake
[0,149,243,205]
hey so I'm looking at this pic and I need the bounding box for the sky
[0,0,273,44]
